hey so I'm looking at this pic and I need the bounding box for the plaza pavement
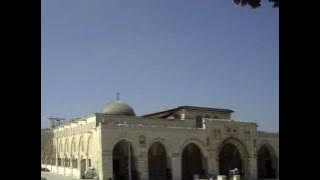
[41,172,81,180]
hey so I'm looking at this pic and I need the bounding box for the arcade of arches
[109,140,278,180]
[42,136,278,180]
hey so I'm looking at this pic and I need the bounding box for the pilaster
[171,153,181,180]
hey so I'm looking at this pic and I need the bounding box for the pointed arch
[148,142,169,180]
[179,138,208,158]
[257,143,278,179]
[112,139,138,180]
[181,143,207,180]
[217,137,249,178]
[148,138,170,155]
[257,142,278,160]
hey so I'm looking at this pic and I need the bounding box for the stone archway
[257,145,278,179]
[148,142,168,180]
[219,143,242,176]
[181,143,206,180]
[218,138,249,179]
[112,140,137,180]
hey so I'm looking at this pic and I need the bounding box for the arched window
[72,158,78,168]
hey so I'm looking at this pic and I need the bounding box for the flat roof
[142,105,234,117]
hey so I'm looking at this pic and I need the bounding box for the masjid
[41,99,279,180]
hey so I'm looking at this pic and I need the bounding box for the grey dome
[101,100,136,116]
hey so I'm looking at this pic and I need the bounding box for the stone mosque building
[41,99,279,180]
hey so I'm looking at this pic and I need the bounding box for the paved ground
[41,172,80,180]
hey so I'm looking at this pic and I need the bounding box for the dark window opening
[72,159,78,168]
[52,158,56,165]
[196,116,203,128]
[58,158,62,166]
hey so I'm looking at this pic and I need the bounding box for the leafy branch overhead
[233,0,279,8]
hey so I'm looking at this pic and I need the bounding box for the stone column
[78,157,81,178]
[63,157,66,176]
[210,158,219,176]
[171,153,181,180]
[207,149,219,176]
[137,153,148,180]
[71,158,73,176]
[56,153,58,173]
[97,125,105,180]
[86,157,89,170]
[248,156,258,180]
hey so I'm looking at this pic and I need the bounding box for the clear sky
[41,0,279,132]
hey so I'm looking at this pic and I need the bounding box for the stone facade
[41,104,279,180]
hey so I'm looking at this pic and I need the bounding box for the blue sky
[41,0,279,132]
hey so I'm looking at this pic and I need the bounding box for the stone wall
[256,131,279,155]
[41,128,54,162]
[42,113,279,180]
[49,115,101,178]
[184,109,232,120]
[99,115,259,180]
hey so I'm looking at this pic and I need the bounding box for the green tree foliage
[233,0,279,8]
